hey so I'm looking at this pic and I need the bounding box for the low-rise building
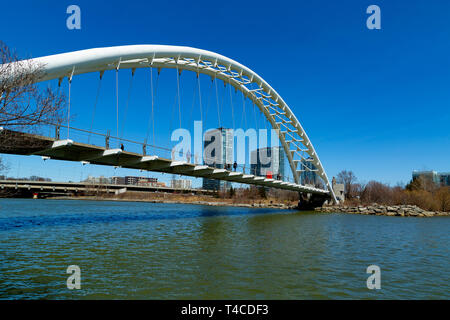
[332,177,345,203]
[137,177,158,186]
[84,175,111,184]
[111,176,126,185]
[112,176,159,186]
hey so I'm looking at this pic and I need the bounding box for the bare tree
[0,41,65,129]
[435,187,450,212]
[361,180,393,205]
[336,170,357,199]
[352,182,365,198]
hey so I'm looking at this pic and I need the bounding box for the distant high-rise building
[202,128,233,190]
[440,173,450,187]
[412,170,450,187]
[250,146,285,180]
[412,170,440,185]
[300,157,318,186]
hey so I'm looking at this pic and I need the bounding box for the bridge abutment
[297,192,331,211]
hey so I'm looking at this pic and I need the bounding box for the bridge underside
[0,128,330,196]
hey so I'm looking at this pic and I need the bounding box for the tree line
[336,170,450,212]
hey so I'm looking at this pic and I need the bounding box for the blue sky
[1,0,449,187]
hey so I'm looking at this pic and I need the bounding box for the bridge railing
[25,122,302,185]
[34,122,174,158]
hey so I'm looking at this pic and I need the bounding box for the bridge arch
[20,45,336,202]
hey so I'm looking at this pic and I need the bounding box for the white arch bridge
[1,45,337,203]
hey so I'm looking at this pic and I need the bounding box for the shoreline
[315,204,449,217]
[6,196,448,217]
[44,195,299,210]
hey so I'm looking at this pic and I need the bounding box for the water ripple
[0,199,449,299]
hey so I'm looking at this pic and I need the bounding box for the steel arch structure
[20,45,337,202]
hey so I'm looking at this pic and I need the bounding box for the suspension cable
[214,76,221,128]
[67,79,71,139]
[168,76,180,142]
[204,77,214,125]
[219,81,226,126]
[262,104,268,131]
[55,80,62,137]
[67,66,75,139]
[249,83,259,133]
[253,101,258,133]
[116,69,119,140]
[120,69,135,140]
[240,90,247,172]
[229,82,235,129]
[151,68,156,144]
[115,58,121,143]
[88,71,103,143]
[176,66,182,129]
[189,77,197,122]
[146,67,160,146]
[197,73,203,123]
[241,90,247,129]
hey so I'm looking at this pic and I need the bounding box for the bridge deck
[0,128,329,195]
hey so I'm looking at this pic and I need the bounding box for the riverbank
[315,204,449,217]
[47,192,299,210]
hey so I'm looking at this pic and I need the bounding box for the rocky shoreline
[315,204,449,217]
[48,196,298,210]
[136,199,298,209]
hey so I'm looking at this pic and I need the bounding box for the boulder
[409,211,418,216]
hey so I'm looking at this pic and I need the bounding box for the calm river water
[0,199,448,299]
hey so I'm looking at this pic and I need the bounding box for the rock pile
[315,204,449,217]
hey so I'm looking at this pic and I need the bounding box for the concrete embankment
[315,204,449,217]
